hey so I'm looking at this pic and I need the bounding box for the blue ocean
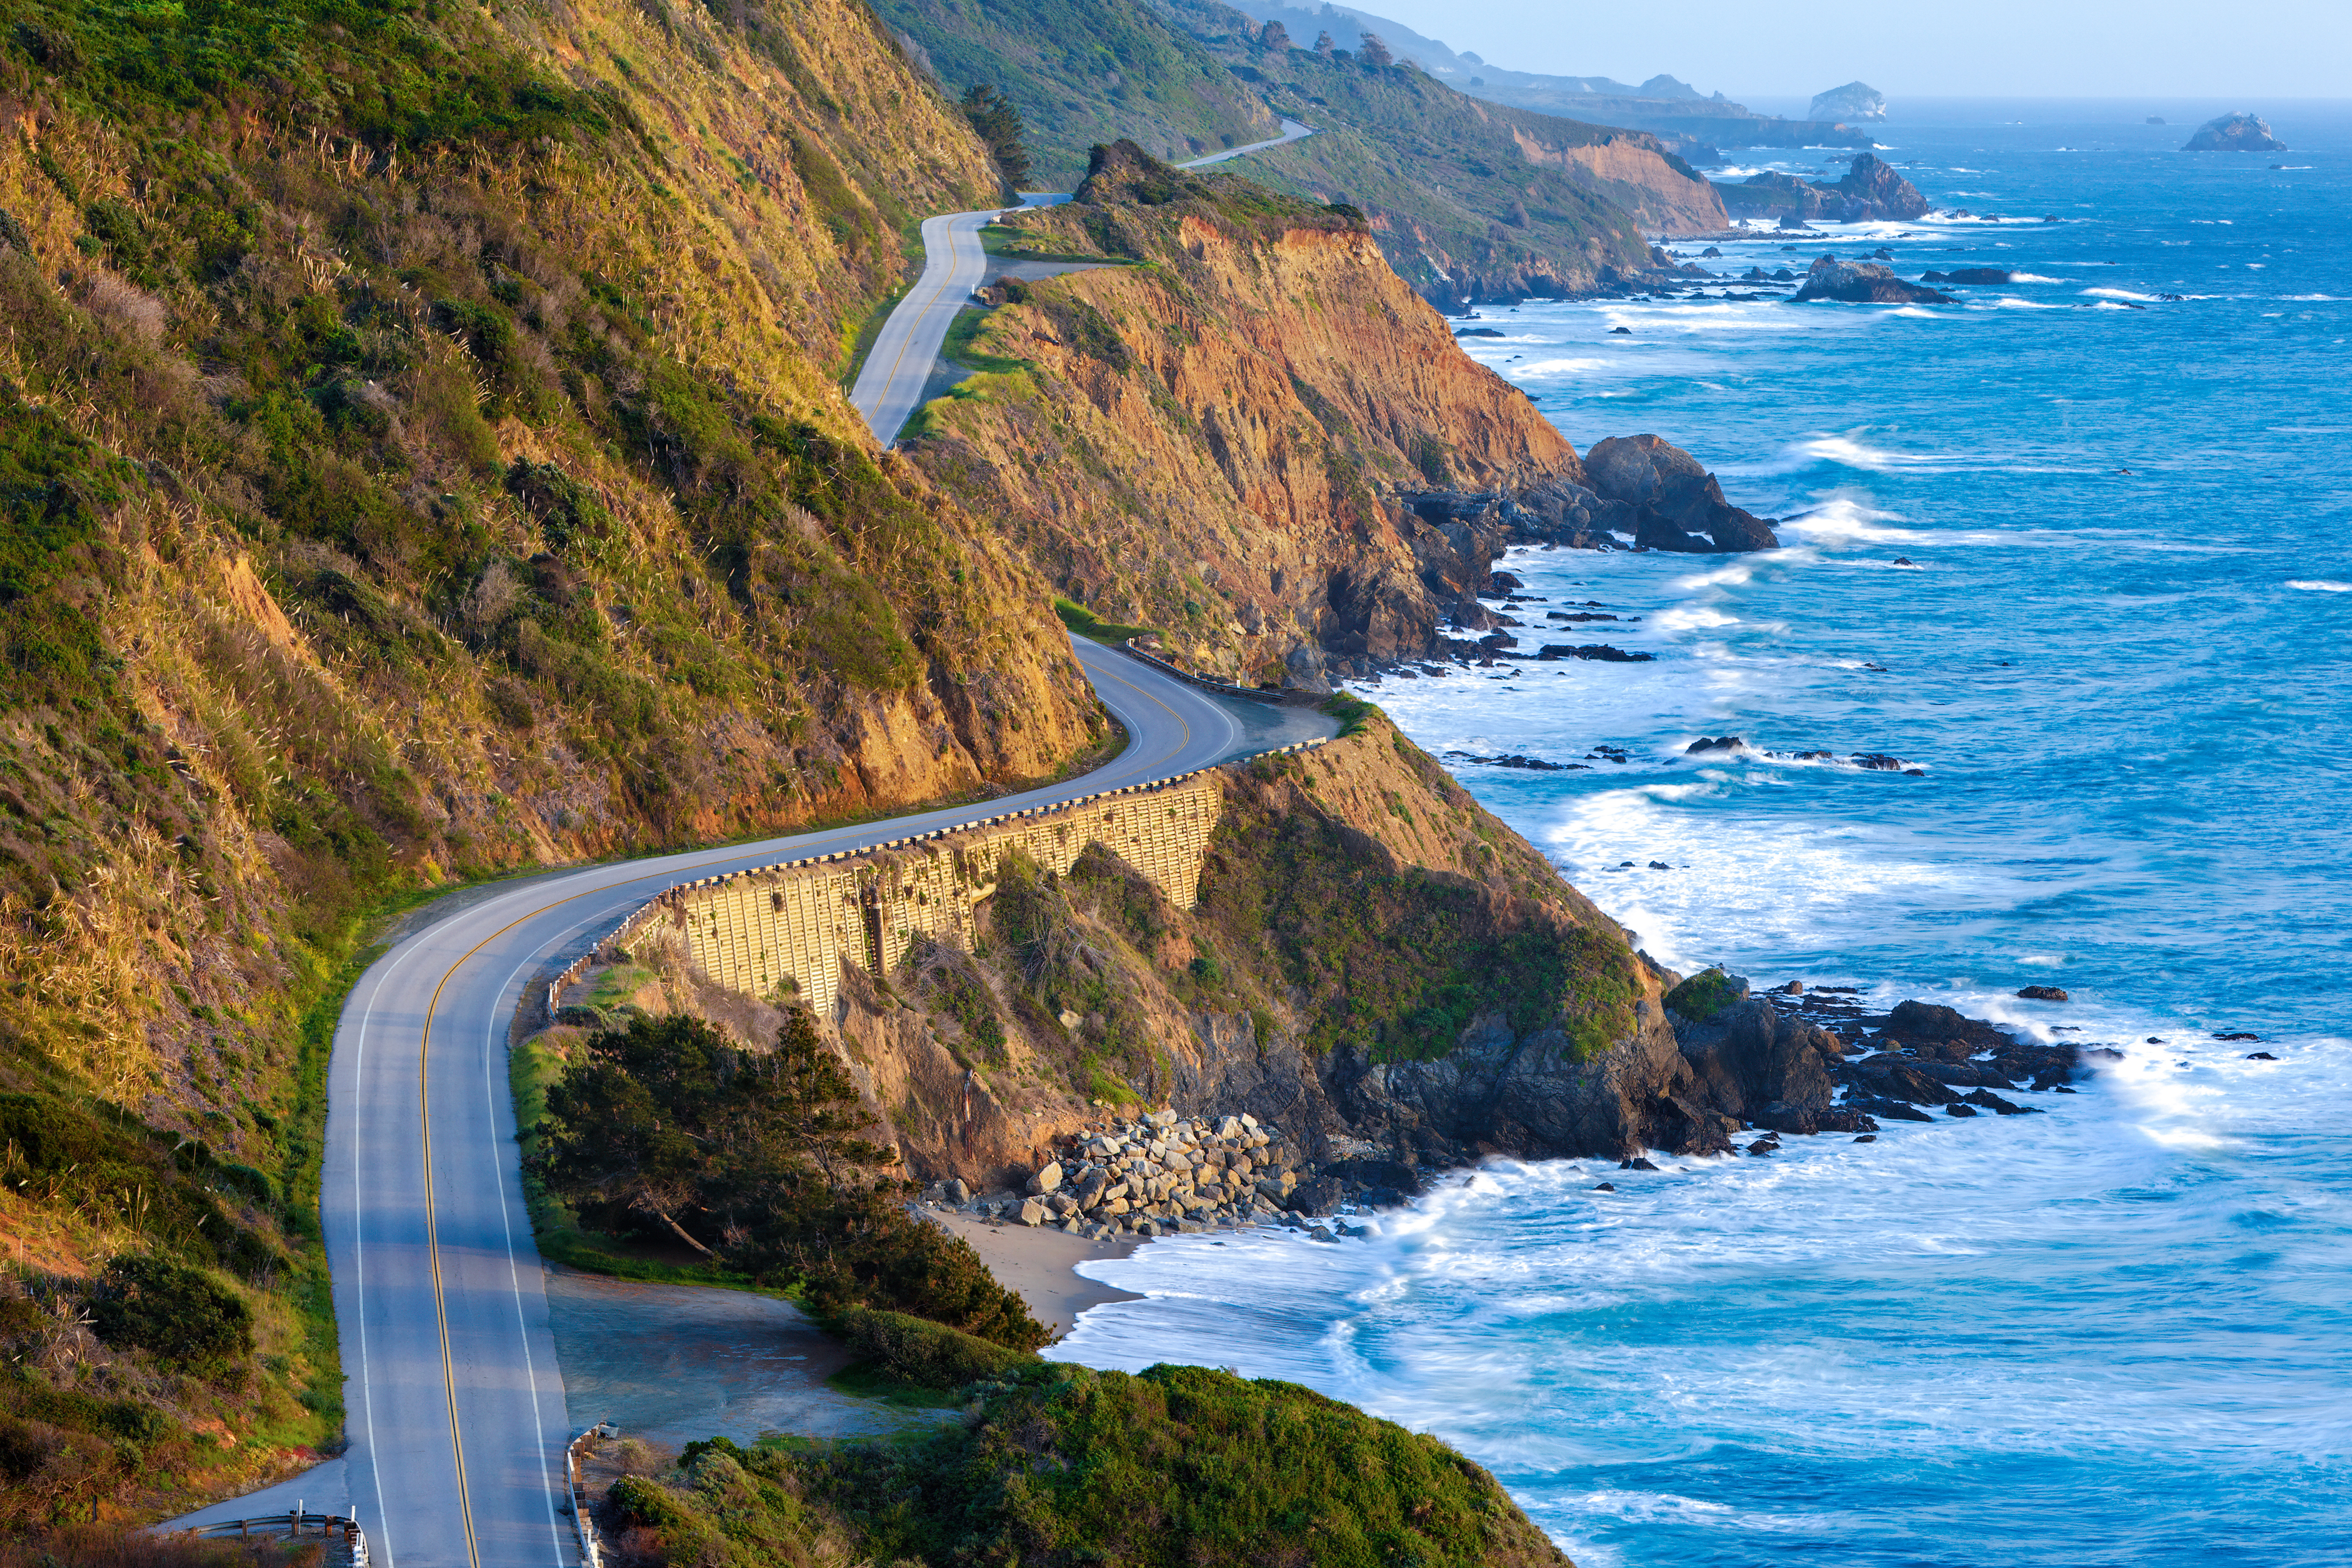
[1054,102,2352,1565]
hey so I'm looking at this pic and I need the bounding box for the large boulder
[1671,998,1863,1137]
[1810,81,1887,122]
[2184,113,2285,152]
[1324,1002,1694,1162]
[1793,256,1956,305]
[1584,435,1779,553]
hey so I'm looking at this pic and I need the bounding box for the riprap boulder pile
[932,1107,1368,1237]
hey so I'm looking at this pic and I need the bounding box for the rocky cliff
[540,702,1685,1198]
[909,143,1587,681]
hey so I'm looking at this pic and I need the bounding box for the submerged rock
[2184,113,2286,152]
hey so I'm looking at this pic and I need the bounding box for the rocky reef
[1716,152,1930,224]
[1401,431,1778,563]
[1793,254,1957,305]
[2184,112,2286,151]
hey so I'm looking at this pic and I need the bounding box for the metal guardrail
[565,1423,612,1568]
[182,1507,370,1568]
[540,738,1330,1019]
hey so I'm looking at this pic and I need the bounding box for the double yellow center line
[403,644,1192,1567]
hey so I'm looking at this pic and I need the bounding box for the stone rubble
[925,1107,1319,1238]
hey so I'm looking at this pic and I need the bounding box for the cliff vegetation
[873,0,1278,185]
[0,0,1104,1522]
[601,1356,1574,1568]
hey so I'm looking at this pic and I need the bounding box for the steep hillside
[1209,0,1873,152]
[1161,0,1727,291]
[0,0,1103,1521]
[872,0,1278,186]
[907,142,1609,682]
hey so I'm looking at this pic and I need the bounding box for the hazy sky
[1358,0,2352,100]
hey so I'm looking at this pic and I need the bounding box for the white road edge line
[480,951,571,1568]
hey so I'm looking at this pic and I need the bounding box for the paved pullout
[168,642,1332,1566]
[850,121,1314,447]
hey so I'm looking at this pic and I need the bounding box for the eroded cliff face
[584,709,1688,1193]
[908,148,1591,682]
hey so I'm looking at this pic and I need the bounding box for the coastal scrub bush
[1664,967,1743,1023]
[607,1364,1571,1568]
[530,1012,1045,1349]
[87,1256,254,1374]
[828,1304,1026,1388]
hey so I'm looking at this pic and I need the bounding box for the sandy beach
[925,1209,1145,1337]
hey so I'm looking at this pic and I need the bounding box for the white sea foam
[1994,297,2067,309]
[2006,273,2064,283]
[2284,293,2340,301]
[2285,579,2352,592]
[1650,605,1742,632]
[2084,286,2162,302]
[1512,357,1611,375]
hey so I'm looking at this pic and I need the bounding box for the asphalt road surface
[850,119,1314,447]
[847,207,996,447]
[1178,117,1316,168]
[170,640,1333,1567]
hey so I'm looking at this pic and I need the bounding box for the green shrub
[830,1304,1028,1388]
[610,1363,1573,1568]
[531,1011,1046,1349]
[1663,967,1743,1023]
[87,1256,253,1373]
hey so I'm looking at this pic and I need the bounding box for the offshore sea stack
[1582,435,1781,552]
[2183,113,2286,151]
[1718,153,1929,224]
[1810,81,1888,122]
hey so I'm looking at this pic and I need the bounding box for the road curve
[170,641,1332,1566]
[849,118,1314,447]
[1178,116,1315,169]
[848,208,997,447]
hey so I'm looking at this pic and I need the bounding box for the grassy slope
[605,1320,1573,1568]
[1154,0,1671,295]
[873,0,1278,186]
[0,0,1108,1526]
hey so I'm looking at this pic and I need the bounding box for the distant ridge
[1199,0,1874,151]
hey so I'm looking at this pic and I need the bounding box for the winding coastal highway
[850,118,1313,447]
[171,128,1332,1560]
[170,640,1332,1565]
